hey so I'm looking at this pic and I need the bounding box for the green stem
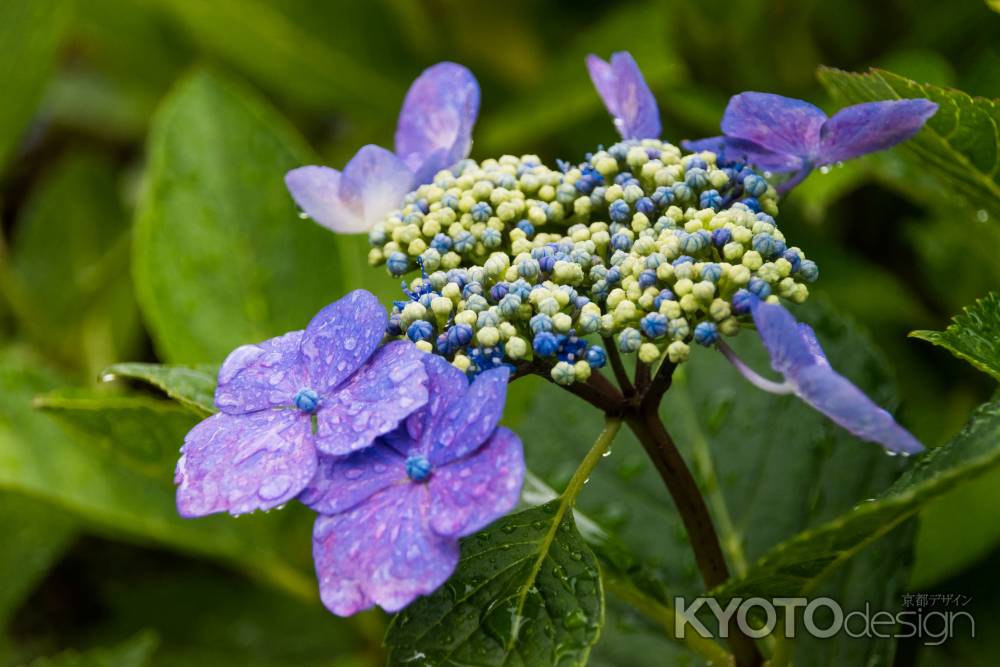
[562,417,621,503]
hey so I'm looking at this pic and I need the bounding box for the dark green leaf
[133,69,354,363]
[0,0,72,168]
[101,362,218,416]
[818,67,1000,220]
[19,631,158,667]
[385,501,603,667]
[910,292,1000,381]
[713,397,1000,601]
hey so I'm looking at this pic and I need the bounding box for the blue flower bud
[732,289,754,316]
[533,331,560,357]
[498,294,522,317]
[752,233,777,258]
[798,259,819,282]
[516,220,535,237]
[618,327,642,353]
[693,321,719,346]
[638,270,657,289]
[673,255,694,266]
[748,277,771,298]
[454,231,475,253]
[711,227,732,248]
[742,197,761,213]
[700,189,723,211]
[431,233,452,253]
[636,197,655,215]
[687,157,708,171]
[387,313,404,336]
[605,267,622,284]
[387,252,409,276]
[641,312,668,339]
[447,323,473,348]
[518,259,540,279]
[294,388,320,413]
[685,168,708,189]
[781,249,801,272]
[743,174,768,197]
[482,227,502,248]
[614,171,636,186]
[611,233,633,252]
[558,334,587,363]
[462,282,484,299]
[407,320,434,342]
[490,283,509,303]
[609,199,631,223]
[441,193,459,209]
[672,183,693,202]
[652,186,674,208]
[755,212,776,225]
[446,268,468,289]
[653,289,675,309]
[539,255,557,273]
[586,345,607,368]
[405,455,432,482]
[701,263,723,283]
[530,314,553,334]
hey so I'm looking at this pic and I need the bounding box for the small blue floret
[533,332,560,357]
[693,321,719,346]
[294,388,320,413]
[387,252,409,276]
[586,345,607,368]
[406,455,433,483]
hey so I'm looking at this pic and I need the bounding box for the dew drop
[298,211,310,220]
[819,165,831,175]
[977,209,989,223]
[100,373,116,383]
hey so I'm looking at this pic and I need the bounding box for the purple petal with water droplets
[284,166,364,233]
[312,484,459,615]
[300,290,386,394]
[587,52,660,139]
[721,92,827,158]
[299,444,406,515]
[818,99,938,164]
[427,426,524,537]
[796,323,829,366]
[214,330,306,415]
[338,145,414,232]
[749,298,817,376]
[175,411,315,517]
[428,366,509,465]
[394,62,480,184]
[314,340,429,456]
[405,353,468,453]
[792,365,924,454]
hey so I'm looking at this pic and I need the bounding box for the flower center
[293,388,320,413]
[405,455,432,483]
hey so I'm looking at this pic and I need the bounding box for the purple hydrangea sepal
[175,290,429,518]
[303,355,524,616]
[720,298,923,455]
[586,51,661,140]
[286,62,480,233]
[682,92,937,192]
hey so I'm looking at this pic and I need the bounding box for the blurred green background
[0,0,998,665]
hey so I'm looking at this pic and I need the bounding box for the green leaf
[0,0,72,169]
[385,501,603,667]
[0,494,76,625]
[713,396,1000,602]
[817,66,1000,221]
[19,631,158,667]
[133,69,355,363]
[0,348,315,600]
[2,153,141,375]
[101,362,218,416]
[910,292,1000,382]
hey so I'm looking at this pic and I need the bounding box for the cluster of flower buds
[370,139,818,385]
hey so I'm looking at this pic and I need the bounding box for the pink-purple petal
[338,145,414,231]
[721,92,827,158]
[175,411,315,517]
[214,331,306,415]
[428,366,510,465]
[394,62,480,184]
[314,340,429,456]
[312,484,459,615]
[818,99,938,164]
[586,52,660,140]
[749,298,818,376]
[299,444,406,515]
[284,166,364,233]
[300,290,386,394]
[792,365,924,455]
[427,426,524,537]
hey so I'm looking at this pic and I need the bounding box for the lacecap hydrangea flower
[175,290,429,516]
[683,92,938,192]
[303,355,523,615]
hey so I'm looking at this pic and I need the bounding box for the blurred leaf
[0,0,71,169]
[911,292,1000,381]
[150,0,400,116]
[2,153,141,375]
[0,347,315,600]
[515,301,912,665]
[713,396,1000,601]
[19,631,158,667]
[101,362,217,416]
[385,500,603,667]
[133,69,353,363]
[0,494,76,625]
[989,0,1000,13]
[818,67,1000,221]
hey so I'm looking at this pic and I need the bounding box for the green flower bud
[709,298,731,321]
[692,281,715,302]
[507,336,528,359]
[551,361,576,386]
[574,360,592,382]
[667,340,690,363]
[674,278,694,296]
[538,297,560,316]
[452,354,471,372]
[415,340,433,353]
[552,312,573,333]
[613,300,638,325]
[718,317,741,336]
[742,251,763,271]
[728,264,751,286]
[401,302,427,326]
[477,326,500,346]
[679,293,700,314]
[454,309,477,326]
[723,242,745,262]
[659,299,682,319]
[639,342,661,364]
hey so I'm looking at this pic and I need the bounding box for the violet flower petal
[721,92,827,158]
[314,340,429,456]
[312,484,459,615]
[175,411,315,517]
[404,353,468,450]
[338,145,415,231]
[394,62,480,185]
[300,290,386,394]
[284,166,363,233]
[682,135,804,173]
[818,99,938,164]
[427,426,524,537]
[299,443,406,515]
[428,366,509,465]
[586,51,661,139]
[749,298,817,375]
[214,330,307,415]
